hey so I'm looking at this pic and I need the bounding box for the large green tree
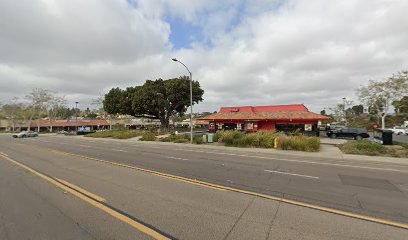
[103,76,204,127]
[392,96,408,114]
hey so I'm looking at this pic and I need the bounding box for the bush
[174,138,189,143]
[276,135,290,150]
[339,141,387,156]
[286,136,320,152]
[193,136,204,144]
[257,131,281,148]
[140,132,157,141]
[85,130,142,139]
[161,134,189,142]
[219,131,244,146]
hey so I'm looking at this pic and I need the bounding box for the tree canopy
[103,76,204,127]
[358,71,408,128]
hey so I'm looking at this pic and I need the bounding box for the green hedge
[85,130,142,139]
[214,130,320,152]
[277,135,320,152]
[140,132,157,141]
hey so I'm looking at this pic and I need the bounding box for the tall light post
[342,97,347,126]
[172,58,193,144]
[75,101,79,132]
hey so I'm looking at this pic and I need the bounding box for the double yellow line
[48,149,408,230]
[0,151,172,240]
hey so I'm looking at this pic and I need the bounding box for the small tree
[26,88,53,131]
[358,71,408,128]
[47,95,66,132]
[1,98,24,131]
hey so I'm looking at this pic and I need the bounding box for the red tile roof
[220,104,308,113]
[198,104,330,121]
[30,120,110,127]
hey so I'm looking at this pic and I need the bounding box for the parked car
[388,127,408,135]
[326,127,370,140]
[12,131,39,138]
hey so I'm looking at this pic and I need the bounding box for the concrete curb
[72,135,408,165]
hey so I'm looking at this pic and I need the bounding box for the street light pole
[75,101,79,133]
[172,58,193,144]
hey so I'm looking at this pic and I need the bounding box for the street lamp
[75,101,79,132]
[172,58,193,144]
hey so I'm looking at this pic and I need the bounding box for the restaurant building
[198,104,330,136]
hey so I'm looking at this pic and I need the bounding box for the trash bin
[373,129,393,145]
[202,134,207,143]
[207,133,214,143]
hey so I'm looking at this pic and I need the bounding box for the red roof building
[198,104,330,135]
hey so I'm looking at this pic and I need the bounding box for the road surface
[0,134,407,239]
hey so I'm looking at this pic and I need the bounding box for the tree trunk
[381,114,386,129]
[27,115,33,131]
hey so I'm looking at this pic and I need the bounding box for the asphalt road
[0,134,407,239]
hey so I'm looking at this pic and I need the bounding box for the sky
[0,0,407,113]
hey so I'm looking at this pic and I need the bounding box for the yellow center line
[55,178,106,203]
[9,142,408,230]
[0,152,172,240]
[49,149,408,230]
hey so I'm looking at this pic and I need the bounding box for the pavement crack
[222,197,255,240]
[265,202,280,240]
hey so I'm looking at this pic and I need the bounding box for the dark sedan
[326,127,370,140]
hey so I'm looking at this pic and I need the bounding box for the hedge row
[85,130,142,139]
[214,131,320,152]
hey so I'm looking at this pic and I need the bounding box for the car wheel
[355,135,363,140]
[397,132,402,135]
[330,133,337,139]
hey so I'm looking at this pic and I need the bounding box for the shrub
[286,136,320,152]
[174,138,189,143]
[85,130,141,139]
[219,131,245,146]
[213,131,225,142]
[257,131,281,148]
[237,133,259,147]
[276,135,290,150]
[161,134,189,142]
[193,136,204,144]
[339,141,387,156]
[140,132,157,141]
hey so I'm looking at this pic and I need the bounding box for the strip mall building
[199,104,330,136]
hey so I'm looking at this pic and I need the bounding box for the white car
[12,131,39,138]
[389,127,408,135]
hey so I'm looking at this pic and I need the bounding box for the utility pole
[75,101,79,133]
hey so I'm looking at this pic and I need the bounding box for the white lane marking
[264,169,319,179]
[173,148,408,173]
[167,156,189,161]
[29,137,408,173]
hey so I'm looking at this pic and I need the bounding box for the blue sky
[167,17,204,49]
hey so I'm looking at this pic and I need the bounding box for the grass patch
[140,132,157,141]
[85,130,142,139]
[339,140,408,158]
